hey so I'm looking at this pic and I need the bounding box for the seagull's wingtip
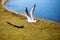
[34,4,36,7]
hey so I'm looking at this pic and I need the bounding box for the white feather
[25,4,36,22]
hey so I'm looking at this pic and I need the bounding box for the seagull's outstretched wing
[25,7,30,17]
[30,4,36,18]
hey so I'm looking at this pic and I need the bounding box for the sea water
[5,0,60,22]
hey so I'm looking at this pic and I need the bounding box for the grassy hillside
[0,1,60,40]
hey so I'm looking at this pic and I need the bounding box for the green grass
[0,4,60,40]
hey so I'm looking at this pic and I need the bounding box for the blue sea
[5,0,60,23]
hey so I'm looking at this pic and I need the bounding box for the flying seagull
[25,4,36,22]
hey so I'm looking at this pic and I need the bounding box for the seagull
[25,4,36,22]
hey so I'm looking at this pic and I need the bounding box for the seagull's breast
[27,17,31,21]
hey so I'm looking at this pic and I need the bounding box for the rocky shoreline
[1,0,19,14]
[1,0,25,17]
[1,0,8,5]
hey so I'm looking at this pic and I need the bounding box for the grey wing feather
[30,4,36,18]
[32,4,36,14]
